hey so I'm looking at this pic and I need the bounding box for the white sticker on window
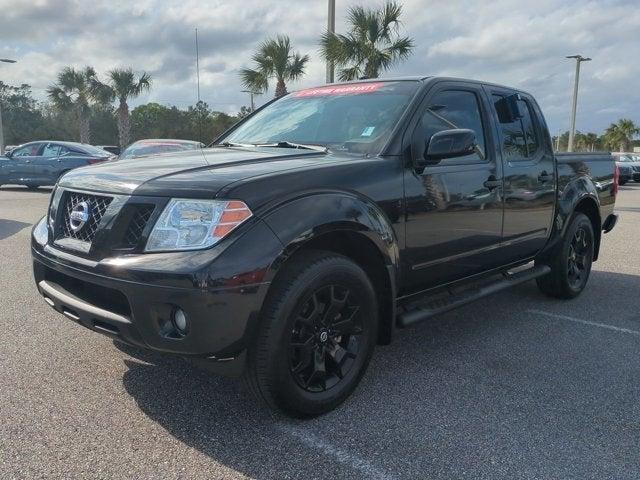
[361,126,375,137]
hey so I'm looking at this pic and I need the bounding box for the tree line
[0,81,240,148]
[552,119,640,152]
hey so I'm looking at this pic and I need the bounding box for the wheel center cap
[319,331,329,343]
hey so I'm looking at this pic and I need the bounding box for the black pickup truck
[32,77,618,417]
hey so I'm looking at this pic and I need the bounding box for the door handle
[25,160,30,163]
[483,177,502,190]
[538,171,554,183]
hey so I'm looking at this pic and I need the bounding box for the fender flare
[261,190,400,280]
[545,175,602,260]
[259,191,401,343]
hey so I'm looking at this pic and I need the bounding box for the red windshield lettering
[293,82,385,98]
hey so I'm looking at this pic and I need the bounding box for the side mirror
[425,129,477,161]
[4,150,13,158]
[494,93,522,123]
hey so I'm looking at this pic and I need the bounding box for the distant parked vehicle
[612,152,640,183]
[119,139,205,160]
[96,145,121,156]
[0,141,112,189]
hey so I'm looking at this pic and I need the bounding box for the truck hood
[58,146,329,197]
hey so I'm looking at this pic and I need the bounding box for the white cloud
[1,0,639,135]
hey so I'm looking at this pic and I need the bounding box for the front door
[485,88,556,263]
[403,82,504,292]
[4,143,43,183]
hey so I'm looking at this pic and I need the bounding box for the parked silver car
[612,152,640,183]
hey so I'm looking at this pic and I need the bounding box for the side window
[493,95,539,160]
[58,146,75,156]
[41,143,61,158]
[419,89,486,164]
[12,144,41,157]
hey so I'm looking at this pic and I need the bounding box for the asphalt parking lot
[1,184,639,480]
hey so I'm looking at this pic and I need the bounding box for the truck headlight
[145,199,252,252]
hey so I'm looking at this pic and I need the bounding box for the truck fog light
[172,308,188,334]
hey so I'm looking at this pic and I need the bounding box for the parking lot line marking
[277,424,395,480]
[528,309,640,336]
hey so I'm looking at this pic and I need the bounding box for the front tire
[536,213,594,299]
[245,251,378,417]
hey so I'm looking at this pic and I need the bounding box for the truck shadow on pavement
[0,186,52,193]
[119,269,640,479]
[0,219,31,240]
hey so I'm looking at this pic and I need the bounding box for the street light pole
[326,0,336,84]
[0,58,17,156]
[566,54,591,153]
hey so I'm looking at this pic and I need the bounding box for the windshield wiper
[220,141,255,148]
[255,141,328,152]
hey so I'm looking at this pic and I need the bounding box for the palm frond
[319,1,413,80]
[46,85,73,111]
[241,35,308,96]
[338,65,363,81]
[286,53,309,81]
[240,67,269,94]
[379,1,403,40]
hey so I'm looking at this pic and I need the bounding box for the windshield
[223,81,420,155]
[120,141,201,159]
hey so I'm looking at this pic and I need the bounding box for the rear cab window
[492,93,540,161]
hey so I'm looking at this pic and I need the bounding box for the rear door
[403,81,504,291]
[484,87,556,262]
[31,142,62,184]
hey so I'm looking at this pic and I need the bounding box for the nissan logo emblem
[69,201,91,232]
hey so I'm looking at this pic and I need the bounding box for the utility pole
[0,58,17,156]
[195,28,201,104]
[195,28,202,142]
[566,54,591,152]
[241,90,256,111]
[326,0,336,84]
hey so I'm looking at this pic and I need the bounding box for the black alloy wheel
[536,212,594,299]
[566,227,591,290]
[245,251,377,417]
[289,284,363,393]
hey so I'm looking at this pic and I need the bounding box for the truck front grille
[57,191,113,243]
[122,205,155,248]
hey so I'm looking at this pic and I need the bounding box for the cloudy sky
[1,0,639,135]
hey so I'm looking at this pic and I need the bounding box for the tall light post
[0,58,17,155]
[326,0,336,84]
[566,54,591,152]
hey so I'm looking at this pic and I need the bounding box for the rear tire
[536,213,594,299]
[245,250,378,417]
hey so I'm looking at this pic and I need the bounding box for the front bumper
[32,217,283,376]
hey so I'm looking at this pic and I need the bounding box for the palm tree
[95,68,152,148]
[583,132,599,151]
[603,119,639,152]
[320,1,414,81]
[240,35,309,98]
[47,66,101,143]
